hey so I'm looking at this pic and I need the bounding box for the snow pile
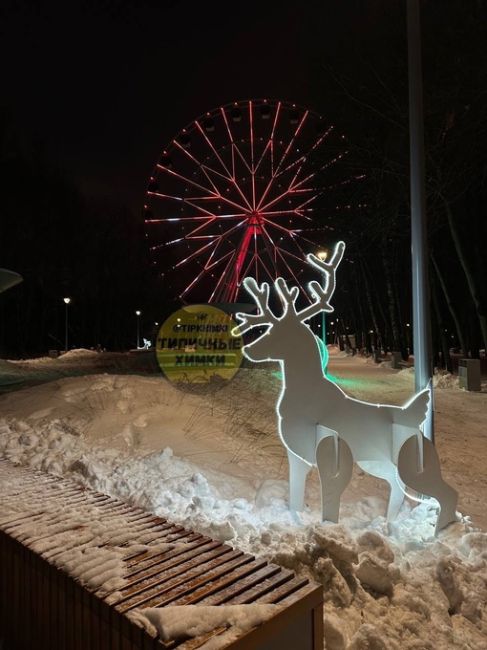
[130,604,281,649]
[0,469,152,599]
[8,348,99,365]
[1,352,486,649]
[59,348,100,359]
[1,412,487,649]
[433,370,460,390]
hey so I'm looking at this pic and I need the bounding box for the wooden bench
[0,458,323,649]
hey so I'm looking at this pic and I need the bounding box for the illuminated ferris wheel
[144,99,350,303]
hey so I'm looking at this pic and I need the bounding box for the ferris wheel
[144,99,350,304]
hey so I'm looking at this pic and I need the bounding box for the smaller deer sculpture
[233,241,457,533]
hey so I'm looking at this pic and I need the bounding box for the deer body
[234,241,457,531]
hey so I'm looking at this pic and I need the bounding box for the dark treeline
[0,112,170,357]
[311,0,487,367]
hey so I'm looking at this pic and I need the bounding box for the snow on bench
[0,458,323,649]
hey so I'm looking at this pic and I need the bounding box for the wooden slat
[0,459,323,649]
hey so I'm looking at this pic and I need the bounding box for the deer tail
[393,387,431,428]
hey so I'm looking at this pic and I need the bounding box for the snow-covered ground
[1,347,486,648]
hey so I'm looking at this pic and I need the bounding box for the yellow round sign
[156,304,243,384]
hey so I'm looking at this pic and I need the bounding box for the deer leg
[357,460,404,521]
[287,450,311,512]
[316,435,353,523]
[397,435,458,534]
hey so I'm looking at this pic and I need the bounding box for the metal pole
[407,0,434,442]
[137,316,140,349]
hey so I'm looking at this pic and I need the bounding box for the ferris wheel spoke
[274,126,335,185]
[174,239,217,268]
[219,106,253,177]
[261,216,298,235]
[149,237,185,251]
[273,246,309,298]
[254,138,272,174]
[172,139,221,195]
[184,217,220,238]
[232,144,253,175]
[294,193,320,211]
[249,100,256,210]
[239,251,258,286]
[145,215,208,223]
[156,163,250,214]
[294,231,329,249]
[156,164,219,199]
[273,111,309,176]
[201,164,253,212]
[179,263,214,299]
[259,184,315,213]
[287,231,313,261]
[181,219,247,260]
[276,245,309,265]
[146,211,248,224]
[180,247,236,299]
[261,208,314,220]
[264,224,315,272]
[147,190,184,202]
[175,218,248,269]
[220,107,237,178]
[289,153,345,194]
[269,101,281,176]
[220,107,257,193]
[256,110,309,212]
[209,251,237,302]
[255,248,275,282]
[205,249,234,271]
[195,120,234,178]
[194,120,253,211]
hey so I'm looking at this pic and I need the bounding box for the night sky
[0,0,383,210]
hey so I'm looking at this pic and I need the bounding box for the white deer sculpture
[233,241,458,533]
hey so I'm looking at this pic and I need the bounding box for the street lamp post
[407,0,433,442]
[135,310,141,349]
[63,297,71,352]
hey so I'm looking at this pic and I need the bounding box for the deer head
[232,241,345,363]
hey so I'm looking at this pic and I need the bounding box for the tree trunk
[443,197,487,353]
[431,253,467,355]
[381,240,402,352]
[431,278,452,371]
[360,258,383,351]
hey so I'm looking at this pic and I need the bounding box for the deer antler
[232,278,277,336]
[297,241,346,322]
[275,278,299,313]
